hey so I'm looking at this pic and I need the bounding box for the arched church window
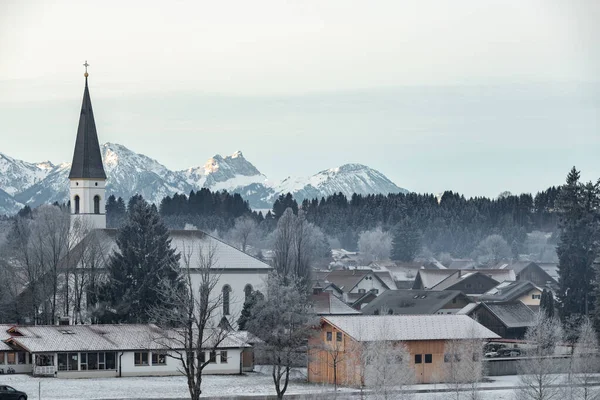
[244,284,253,302]
[94,195,100,214]
[74,195,80,214]
[222,285,232,316]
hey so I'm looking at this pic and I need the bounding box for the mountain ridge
[0,143,408,215]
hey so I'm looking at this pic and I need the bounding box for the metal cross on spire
[83,60,89,78]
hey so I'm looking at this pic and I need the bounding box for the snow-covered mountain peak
[0,151,54,196]
[0,143,407,215]
[273,162,407,203]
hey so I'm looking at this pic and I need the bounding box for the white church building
[64,65,272,326]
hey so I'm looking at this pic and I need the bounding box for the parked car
[0,385,27,400]
[484,351,500,358]
[497,348,522,357]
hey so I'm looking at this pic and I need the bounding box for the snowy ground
[0,372,597,400]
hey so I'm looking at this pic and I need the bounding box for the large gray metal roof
[68,77,107,180]
[324,315,499,342]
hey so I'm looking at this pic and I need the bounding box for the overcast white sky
[0,0,598,197]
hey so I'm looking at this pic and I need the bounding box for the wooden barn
[308,315,498,385]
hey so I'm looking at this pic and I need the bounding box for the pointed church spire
[69,61,107,179]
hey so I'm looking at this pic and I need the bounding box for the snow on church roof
[69,229,272,271]
[324,315,499,342]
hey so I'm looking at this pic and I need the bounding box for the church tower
[69,62,107,230]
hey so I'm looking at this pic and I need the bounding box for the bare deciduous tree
[362,340,414,400]
[566,318,600,400]
[226,216,258,252]
[358,227,392,262]
[516,312,564,400]
[150,243,229,400]
[443,335,484,400]
[272,209,329,285]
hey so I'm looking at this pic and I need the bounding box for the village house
[413,269,516,296]
[479,280,543,311]
[308,315,498,385]
[460,301,536,339]
[321,269,390,303]
[360,289,472,315]
[310,291,362,316]
[492,262,558,289]
[0,324,252,377]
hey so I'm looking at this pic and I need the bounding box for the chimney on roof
[458,270,462,278]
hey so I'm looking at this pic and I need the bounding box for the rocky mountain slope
[0,143,407,215]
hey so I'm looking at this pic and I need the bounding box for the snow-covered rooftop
[324,315,499,342]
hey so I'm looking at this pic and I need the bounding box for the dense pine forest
[100,185,562,260]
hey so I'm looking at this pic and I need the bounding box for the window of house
[326,332,333,341]
[94,195,101,214]
[358,289,366,294]
[80,353,87,370]
[532,294,541,300]
[106,352,116,370]
[373,289,379,294]
[466,283,472,289]
[134,352,149,366]
[199,351,206,364]
[7,352,15,364]
[444,353,451,363]
[98,352,106,370]
[18,352,26,364]
[69,353,78,371]
[209,351,217,363]
[425,354,432,364]
[415,354,422,364]
[452,298,457,304]
[0,352,4,364]
[220,351,228,364]
[152,353,167,366]
[336,332,343,342]
[58,353,68,371]
[222,285,231,315]
[454,354,461,362]
[74,195,80,214]
[88,352,98,370]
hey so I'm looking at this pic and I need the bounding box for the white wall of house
[342,274,387,302]
[518,289,542,306]
[192,270,269,327]
[36,348,243,378]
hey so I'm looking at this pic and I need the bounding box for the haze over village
[0,1,599,400]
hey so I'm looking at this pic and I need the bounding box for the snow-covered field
[0,372,596,400]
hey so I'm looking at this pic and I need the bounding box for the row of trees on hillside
[102,184,562,261]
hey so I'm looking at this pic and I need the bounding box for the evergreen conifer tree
[391,218,422,261]
[540,289,555,319]
[100,196,182,323]
[237,290,264,330]
[556,167,600,318]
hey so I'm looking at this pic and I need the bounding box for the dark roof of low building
[477,301,536,328]
[479,280,541,302]
[69,77,107,179]
[431,271,499,291]
[311,292,361,316]
[361,289,470,315]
